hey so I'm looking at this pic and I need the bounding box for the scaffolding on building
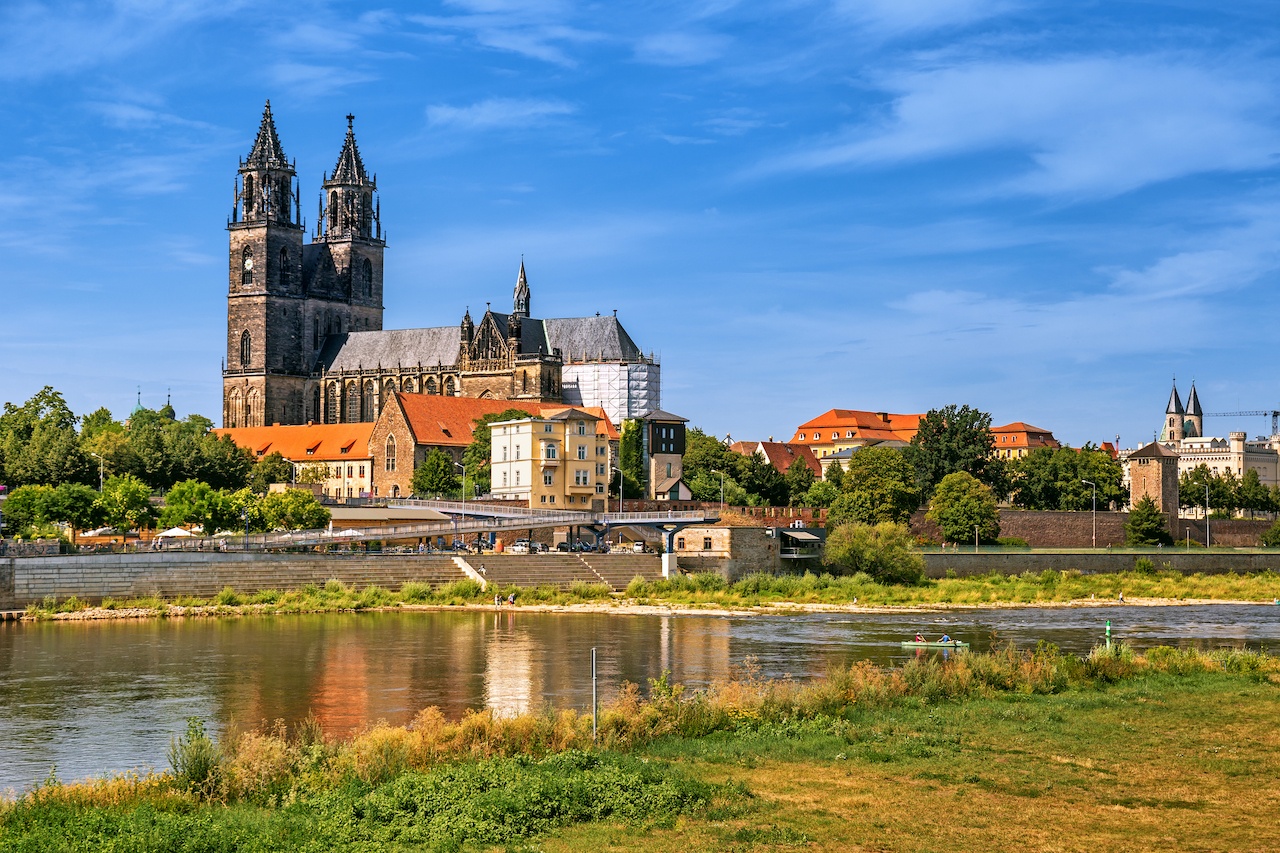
[561,360,661,426]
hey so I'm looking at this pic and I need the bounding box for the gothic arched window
[403,377,416,394]
[240,330,251,367]
[362,258,373,297]
[227,389,243,429]
[241,246,253,287]
[425,377,437,395]
[325,384,338,424]
[279,247,290,287]
[311,386,321,424]
[246,389,260,426]
[385,435,397,472]
[243,175,255,215]
[444,377,456,397]
[313,317,320,349]
[344,382,359,423]
[328,191,338,233]
[362,380,376,421]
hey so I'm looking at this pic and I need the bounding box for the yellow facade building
[489,408,612,510]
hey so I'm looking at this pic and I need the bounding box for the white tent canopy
[157,527,195,538]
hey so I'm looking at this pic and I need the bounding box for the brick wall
[910,510,1272,548]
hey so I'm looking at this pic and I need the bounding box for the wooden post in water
[591,647,598,741]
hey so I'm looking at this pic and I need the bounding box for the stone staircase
[578,554,665,592]
[466,554,609,590]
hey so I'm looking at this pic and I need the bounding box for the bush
[823,521,924,585]
[996,537,1030,549]
[167,718,222,798]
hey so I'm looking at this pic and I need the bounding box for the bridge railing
[387,499,592,519]
[600,510,718,523]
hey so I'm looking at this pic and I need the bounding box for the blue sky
[2,1,1279,449]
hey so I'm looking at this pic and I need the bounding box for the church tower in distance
[224,101,305,428]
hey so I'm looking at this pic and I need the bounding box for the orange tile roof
[214,422,375,461]
[991,422,1060,449]
[790,409,926,445]
[394,395,620,447]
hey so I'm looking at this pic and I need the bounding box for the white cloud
[0,0,249,80]
[426,98,576,131]
[758,57,1280,198]
[831,0,1021,36]
[634,31,731,66]
[269,62,378,92]
[409,5,603,67]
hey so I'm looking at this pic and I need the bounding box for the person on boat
[939,634,952,643]
[914,633,926,642]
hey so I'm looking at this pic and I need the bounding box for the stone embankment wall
[911,510,1273,548]
[922,551,1280,578]
[4,552,468,608]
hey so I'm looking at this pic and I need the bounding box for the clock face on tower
[243,256,254,271]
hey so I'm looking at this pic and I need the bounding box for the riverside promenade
[3,548,1278,610]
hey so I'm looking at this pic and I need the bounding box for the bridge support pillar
[662,552,677,579]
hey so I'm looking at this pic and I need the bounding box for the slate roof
[316,313,646,373]
[1166,384,1184,415]
[640,409,688,423]
[316,328,460,372]
[1186,383,1203,417]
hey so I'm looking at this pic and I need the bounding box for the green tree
[832,447,921,526]
[49,483,103,541]
[1125,496,1173,546]
[822,521,924,585]
[904,404,1001,497]
[926,471,1000,544]
[802,479,839,508]
[1009,445,1126,511]
[681,427,735,483]
[619,419,645,492]
[1239,468,1271,519]
[96,474,156,531]
[824,463,843,490]
[412,448,461,496]
[247,452,294,493]
[784,457,816,506]
[1260,518,1280,547]
[259,489,330,531]
[1,485,57,534]
[296,463,329,485]
[686,469,745,505]
[462,407,535,496]
[160,480,238,534]
[739,451,788,507]
[0,387,92,487]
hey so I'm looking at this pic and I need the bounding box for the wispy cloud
[0,0,249,81]
[756,57,1280,198]
[269,61,379,92]
[410,2,603,67]
[634,31,731,66]
[831,0,1022,37]
[426,98,576,131]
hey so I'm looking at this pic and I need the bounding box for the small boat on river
[901,639,969,649]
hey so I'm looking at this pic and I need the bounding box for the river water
[1,604,1277,795]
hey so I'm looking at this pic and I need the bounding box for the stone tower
[1185,382,1203,438]
[1127,441,1180,528]
[513,258,530,318]
[224,101,306,428]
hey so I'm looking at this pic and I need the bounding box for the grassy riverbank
[4,645,1279,851]
[20,568,1280,620]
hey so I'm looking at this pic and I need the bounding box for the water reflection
[1,604,1277,794]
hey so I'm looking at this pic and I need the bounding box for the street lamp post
[1082,479,1097,548]
[90,452,105,492]
[710,468,724,511]
[1205,483,1211,548]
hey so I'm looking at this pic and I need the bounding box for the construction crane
[1204,410,1280,437]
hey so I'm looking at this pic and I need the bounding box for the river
[1,603,1276,795]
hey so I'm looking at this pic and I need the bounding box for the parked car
[632,541,647,553]
[556,541,572,552]
[508,539,530,554]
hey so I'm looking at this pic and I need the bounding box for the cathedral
[222,102,659,429]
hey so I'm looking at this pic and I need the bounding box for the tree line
[0,387,326,539]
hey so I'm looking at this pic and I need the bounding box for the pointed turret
[317,113,381,243]
[1186,382,1203,438]
[233,100,298,227]
[513,257,530,318]
[1162,381,1186,442]
[246,100,288,168]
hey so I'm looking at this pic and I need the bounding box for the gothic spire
[1186,382,1203,417]
[246,100,288,168]
[1165,381,1184,416]
[513,256,530,318]
[330,113,369,185]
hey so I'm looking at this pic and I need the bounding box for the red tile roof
[213,422,375,461]
[395,395,619,447]
[731,440,822,476]
[790,409,926,445]
[991,422,1060,449]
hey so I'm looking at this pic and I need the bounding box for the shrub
[823,521,924,585]
[625,576,650,598]
[996,537,1030,549]
[398,581,432,602]
[167,718,222,798]
[215,586,241,606]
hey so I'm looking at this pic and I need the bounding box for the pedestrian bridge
[144,501,718,553]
